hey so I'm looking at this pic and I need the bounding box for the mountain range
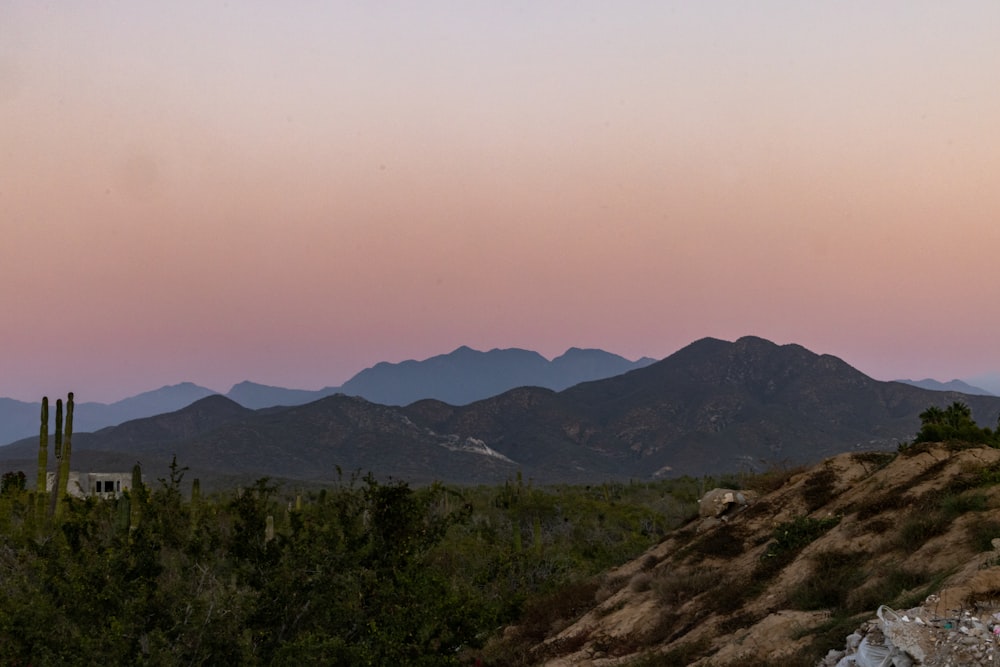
[2,336,999,490]
[0,347,655,446]
[894,377,996,396]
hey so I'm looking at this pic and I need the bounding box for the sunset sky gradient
[3,2,999,402]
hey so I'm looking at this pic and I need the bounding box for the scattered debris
[821,599,1000,666]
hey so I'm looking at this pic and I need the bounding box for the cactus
[47,398,64,515]
[36,398,48,516]
[265,514,275,543]
[130,463,144,530]
[54,393,73,517]
[53,398,63,459]
[115,495,131,535]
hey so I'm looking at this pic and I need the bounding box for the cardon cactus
[53,399,63,459]
[54,393,74,517]
[36,398,48,514]
[116,495,132,535]
[130,463,144,529]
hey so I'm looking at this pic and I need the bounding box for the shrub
[847,564,936,612]
[787,550,866,611]
[755,515,840,581]
[716,610,764,634]
[517,578,601,642]
[626,636,713,666]
[966,517,1000,552]
[940,491,988,516]
[851,451,896,472]
[801,467,838,512]
[683,523,746,561]
[896,513,951,551]
[629,571,653,593]
[651,567,719,605]
[743,465,807,495]
[852,492,905,521]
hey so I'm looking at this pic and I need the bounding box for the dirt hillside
[499,443,1000,665]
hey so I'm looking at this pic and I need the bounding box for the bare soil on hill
[490,444,1000,666]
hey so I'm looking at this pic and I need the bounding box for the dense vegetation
[0,460,705,666]
[908,401,1000,447]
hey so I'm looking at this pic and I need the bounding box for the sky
[2,2,999,403]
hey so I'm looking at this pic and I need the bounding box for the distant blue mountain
[965,373,1000,397]
[0,383,218,447]
[895,378,996,397]
[0,347,657,446]
[335,346,657,406]
[225,381,340,410]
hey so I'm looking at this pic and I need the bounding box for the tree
[0,471,26,496]
[914,401,995,445]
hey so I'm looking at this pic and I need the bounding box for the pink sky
[2,2,999,403]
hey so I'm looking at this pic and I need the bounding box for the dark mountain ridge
[0,347,654,444]
[3,336,999,490]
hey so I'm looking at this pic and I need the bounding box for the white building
[45,471,134,499]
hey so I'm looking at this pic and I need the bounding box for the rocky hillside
[494,442,1000,666]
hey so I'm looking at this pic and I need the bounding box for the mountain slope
[508,443,1000,665]
[6,336,998,489]
[410,336,1000,478]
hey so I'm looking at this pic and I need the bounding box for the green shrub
[755,515,840,581]
[852,492,905,521]
[651,567,719,605]
[896,512,951,551]
[851,451,896,472]
[940,491,988,516]
[788,550,866,611]
[626,636,713,666]
[683,523,746,561]
[801,467,838,512]
[966,517,1000,552]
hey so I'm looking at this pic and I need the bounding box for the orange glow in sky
[2,2,999,401]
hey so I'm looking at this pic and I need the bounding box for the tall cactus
[53,399,63,459]
[48,398,63,515]
[36,397,49,516]
[55,393,74,517]
[130,462,144,530]
[115,495,132,535]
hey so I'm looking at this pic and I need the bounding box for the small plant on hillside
[851,491,906,521]
[966,516,1000,552]
[852,451,897,475]
[847,564,940,612]
[801,466,838,512]
[756,515,840,581]
[629,571,654,593]
[626,636,713,667]
[788,549,867,611]
[682,523,746,561]
[741,464,807,495]
[651,567,719,605]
